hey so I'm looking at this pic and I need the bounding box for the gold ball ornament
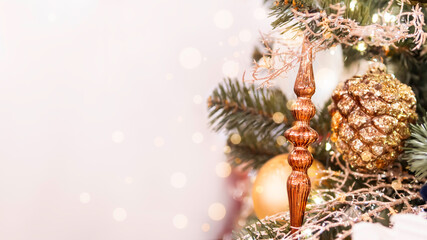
[251,154,324,219]
[330,64,417,172]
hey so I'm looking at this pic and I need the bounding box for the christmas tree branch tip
[402,114,427,179]
[207,78,291,169]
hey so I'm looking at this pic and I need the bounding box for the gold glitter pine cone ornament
[329,64,417,172]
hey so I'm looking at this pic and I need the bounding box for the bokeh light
[154,137,165,147]
[192,132,204,144]
[272,112,285,124]
[213,10,234,29]
[173,214,188,229]
[48,13,56,22]
[179,47,202,69]
[79,192,91,204]
[208,202,226,221]
[239,29,252,42]
[112,130,125,143]
[223,145,231,154]
[222,60,240,78]
[165,73,174,80]
[228,36,239,46]
[276,136,286,146]
[253,8,267,20]
[193,95,203,104]
[201,223,210,232]
[215,161,231,178]
[170,172,187,189]
[125,176,133,184]
[230,133,241,145]
[113,208,127,222]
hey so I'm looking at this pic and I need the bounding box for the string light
[372,13,379,23]
[349,0,357,11]
[383,12,396,23]
[356,42,367,52]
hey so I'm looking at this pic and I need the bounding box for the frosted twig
[248,1,427,87]
[238,153,427,240]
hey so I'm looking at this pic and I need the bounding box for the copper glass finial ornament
[284,36,318,233]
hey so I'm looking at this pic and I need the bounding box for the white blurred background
[0,0,342,239]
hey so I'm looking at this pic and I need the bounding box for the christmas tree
[208,0,427,239]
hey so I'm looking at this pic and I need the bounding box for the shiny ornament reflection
[252,154,324,219]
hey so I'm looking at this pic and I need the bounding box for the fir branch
[208,79,292,168]
[208,78,292,134]
[389,45,427,112]
[270,0,389,30]
[208,79,334,169]
[227,130,287,169]
[401,114,427,179]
